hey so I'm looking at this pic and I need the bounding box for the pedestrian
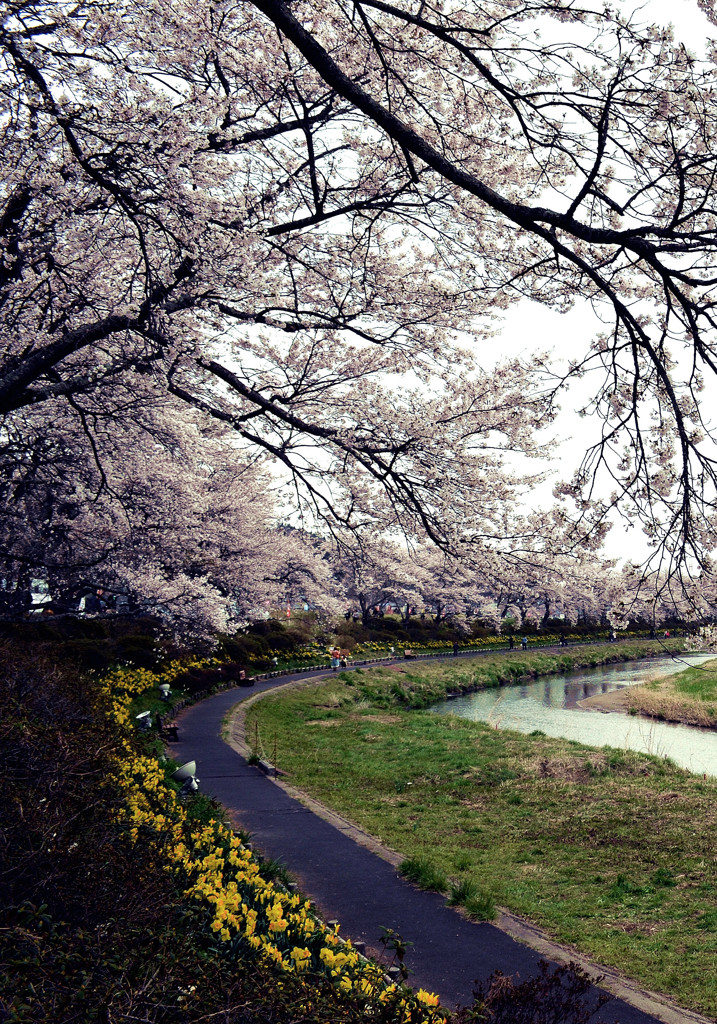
[79,590,100,615]
[452,640,459,656]
[508,636,514,650]
[521,636,528,650]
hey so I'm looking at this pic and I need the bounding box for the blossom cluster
[247,643,327,665]
[96,659,203,727]
[102,664,446,1022]
[350,638,508,655]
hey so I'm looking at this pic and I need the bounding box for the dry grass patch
[618,921,667,935]
[459,798,490,811]
[307,711,401,727]
[625,659,717,727]
[627,685,717,727]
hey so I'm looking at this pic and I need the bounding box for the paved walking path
[171,668,704,1024]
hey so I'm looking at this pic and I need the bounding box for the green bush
[446,878,480,907]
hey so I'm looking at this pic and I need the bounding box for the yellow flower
[290,947,312,972]
[416,989,440,1006]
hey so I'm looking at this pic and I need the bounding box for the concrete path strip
[171,671,710,1024]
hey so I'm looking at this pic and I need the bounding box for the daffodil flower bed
[99,662,446,1023]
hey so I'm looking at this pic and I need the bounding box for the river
[429,653,717,776]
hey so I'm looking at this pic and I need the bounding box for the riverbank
[324,639,687,711]
[580,656,717,729]
[246,650,717,1018]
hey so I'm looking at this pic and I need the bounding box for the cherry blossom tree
[409,548,480,627]
[5,0,717,630]
[331,538,424,624]
[0,0,555,555]
[260,528,345,621]
[0,377,343,634]
[243,0,717,576]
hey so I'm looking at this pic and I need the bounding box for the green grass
[445,877,497,920]
[671,658,717,700]
[303,640,684,712]
[400,855,448,892]
[246,647,717,1018]
[462,890,497,922]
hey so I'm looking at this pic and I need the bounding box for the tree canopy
[2,0,717,627]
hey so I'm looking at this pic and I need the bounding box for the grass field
[245,648,717,1018]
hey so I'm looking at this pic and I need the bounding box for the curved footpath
[172,662,708,1024]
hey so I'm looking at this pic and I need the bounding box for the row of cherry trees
[3,0,717,636]
[331,537,711,631]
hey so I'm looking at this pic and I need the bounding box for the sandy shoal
[577,687,633,713]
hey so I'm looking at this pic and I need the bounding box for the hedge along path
[222,668,713,1024]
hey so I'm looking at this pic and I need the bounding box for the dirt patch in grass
[307,712,402,727]
[617,921,667,936]
[529,753,609,781]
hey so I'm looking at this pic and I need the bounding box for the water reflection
[430,654,717,777]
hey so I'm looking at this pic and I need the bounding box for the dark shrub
[459,960,612,1024]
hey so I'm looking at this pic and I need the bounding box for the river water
[429,653,717,776]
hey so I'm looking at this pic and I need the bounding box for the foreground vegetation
[627,657,717,728]
[1,646,451,1024]
[246,646,717,1017]
[4,639,626,1024]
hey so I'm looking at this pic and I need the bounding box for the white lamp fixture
[171,760,200,796]
[158,683,171,701]
[135,710,152,732]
